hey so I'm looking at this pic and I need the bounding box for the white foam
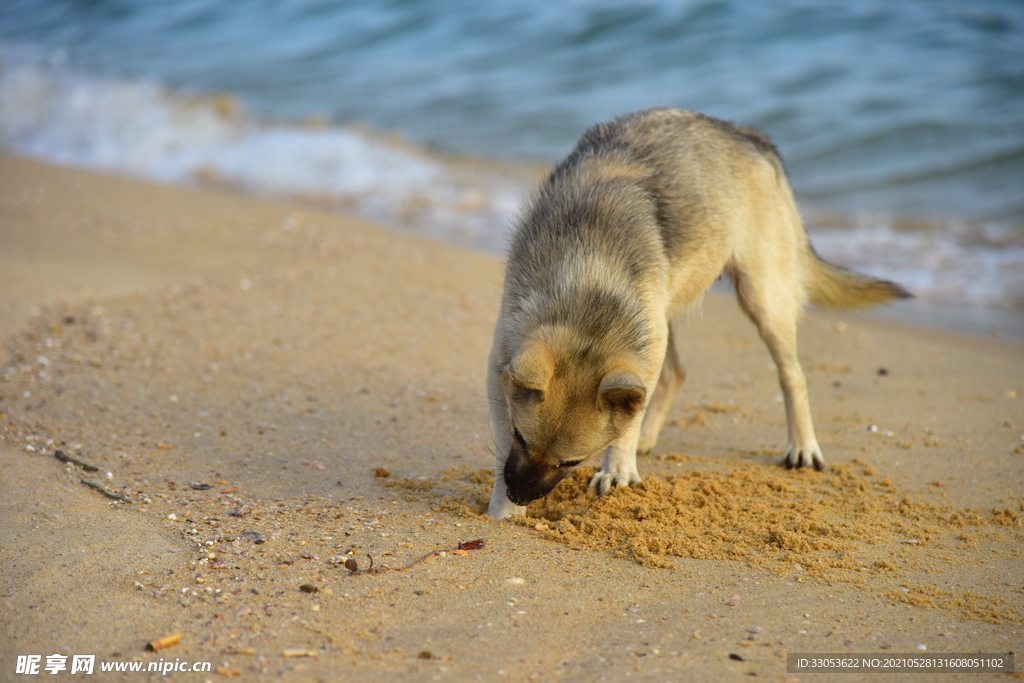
[0,42,527,251]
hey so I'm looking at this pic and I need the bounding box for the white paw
[783,443,825,471]
[588,467,642,495]
[487,495,526,520]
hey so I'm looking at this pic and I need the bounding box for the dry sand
[1,153,1022,682]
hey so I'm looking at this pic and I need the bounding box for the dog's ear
[502,342,553,400]
[599,370,646,414]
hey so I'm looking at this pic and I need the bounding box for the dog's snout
[503,431,571,506]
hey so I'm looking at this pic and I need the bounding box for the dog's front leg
[488,470,525,519]
[485,347,526,520]
[636,321,685,455]
[588,323,667,495]
[589,415,644,495]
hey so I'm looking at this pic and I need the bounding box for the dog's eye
[558,459,583,469]
[512,384,542,402]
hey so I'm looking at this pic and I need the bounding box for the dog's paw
[487,497,526,520]
[588,467,642,495]
[782,443,825,471]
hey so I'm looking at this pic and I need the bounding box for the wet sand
[1,153,1021,681]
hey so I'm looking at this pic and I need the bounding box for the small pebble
[240,531,264,543]
[727,594,741,607]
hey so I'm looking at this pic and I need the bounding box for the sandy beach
[1,153,1022,682]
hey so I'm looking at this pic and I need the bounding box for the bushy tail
[803,246,912,309]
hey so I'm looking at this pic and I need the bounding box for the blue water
[1,0,1023,311]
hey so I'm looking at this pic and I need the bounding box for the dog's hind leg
[731,264,824,470]
[636,322,686,455]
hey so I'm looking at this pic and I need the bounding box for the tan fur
[803,248,909,308]
[487,109,909,519]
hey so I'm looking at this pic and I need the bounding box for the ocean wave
[0,42,531,252]
[1,43,1020,311]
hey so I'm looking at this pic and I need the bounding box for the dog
[486,108,909,520]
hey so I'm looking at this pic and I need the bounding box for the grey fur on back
[502,108,781,359]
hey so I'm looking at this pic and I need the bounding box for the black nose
[503,430,570,505]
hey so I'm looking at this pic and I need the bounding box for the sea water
[1,0,1022,327]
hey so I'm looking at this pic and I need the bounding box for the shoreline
[5,149,1021,346]
[858,297,1024,346]
[2,153,1021,681]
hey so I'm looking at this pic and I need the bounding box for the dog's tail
[803,246,912,309]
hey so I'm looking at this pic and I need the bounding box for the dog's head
[499,330,647,506]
